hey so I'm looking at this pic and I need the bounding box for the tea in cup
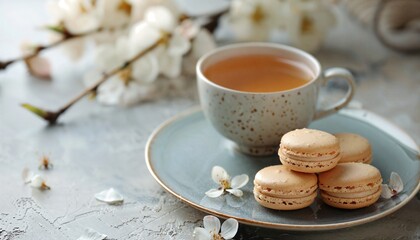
[196,43,355,156]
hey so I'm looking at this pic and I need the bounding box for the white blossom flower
[46,0,100,60]
[20,42,51,79]
[77,228,107,240]
[381,172,404,199]
[285,0,336,53]
[30,175,51,190]
[96,0,132,29]
[228,0,284,41]
[155,31,190,78]
[205,166,249,198]
[126,6,191,78]
[183,27,217,75]
[127,0,180,24]
[22,168,51,190]
[190,29,217,59]
[86,6,206,106]
[88,31,160,106]
[46,0,100,34]
[95,188,124,204]
[193,216,238,240]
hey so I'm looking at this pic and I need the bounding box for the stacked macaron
[319,163,382,209]
[278,129,341,173]
[254,165,318,210]
[253,128,382,210]
[334,133,372,164]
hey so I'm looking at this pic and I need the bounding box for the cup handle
[314,68,356,120]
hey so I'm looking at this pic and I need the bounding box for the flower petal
[205,188,224,198]
[226,189,243,197]
[192,29,216,59]
[94,188,124,204]
[167,32,191,56]
[145,6,176,32]
[130,21,161,56]
[211,166,229,184]
[177,19,200,40]
[220,218,239,239]
[230,174,249,189]
[389,172,403,194]
[76,228,107,240]
[158,54,182,78]
[30,175,45,188]
[119,82,157,107]
[381,184,393,199]
[22,167,34,184]
[25,56,51,80]
[131,53,159,83]
[203,215,220,234]
[96,77,125,106]
[59,38,86,61]
[192,227,211,240]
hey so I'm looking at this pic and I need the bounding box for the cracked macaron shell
[334,133,372,164]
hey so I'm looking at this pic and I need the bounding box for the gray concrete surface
[0,1,419,239]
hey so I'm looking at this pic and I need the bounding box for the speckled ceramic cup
[197,43,355,156]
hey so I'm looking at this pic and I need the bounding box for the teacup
[196,43,355,156]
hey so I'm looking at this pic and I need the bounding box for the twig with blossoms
[22,36,164,124]
[21,5,216,124]
[0,27,103,73]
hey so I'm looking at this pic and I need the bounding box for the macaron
[253,165,318,210]
[319,163,382,209]
[334,133,372,164]
[279,128,341,173]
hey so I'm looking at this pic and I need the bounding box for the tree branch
[22,37,165,124]
[0,27,104,71]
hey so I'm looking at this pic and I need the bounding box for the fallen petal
[192,227,211,240]
[30,175,50,190]
[95,188,124,204]
[211,166,229,184]
[230,174,249,189]
[77,228,107,240]
[381,184,393,199]
[203,215,220,235]
[22,167,34,184]
[24,56,51,80]
[389,172,403,194]
[220,218,239,239]
[205,188,224,198]
[226,189,243,197]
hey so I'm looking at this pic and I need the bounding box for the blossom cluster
[227,0,336,52]
[47,0,215,106]
[39,0,335,107]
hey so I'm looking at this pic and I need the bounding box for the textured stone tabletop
[0,1,419,239]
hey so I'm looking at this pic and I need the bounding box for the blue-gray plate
[145,107,420,230]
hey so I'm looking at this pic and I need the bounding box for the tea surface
[204,54,313,92]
